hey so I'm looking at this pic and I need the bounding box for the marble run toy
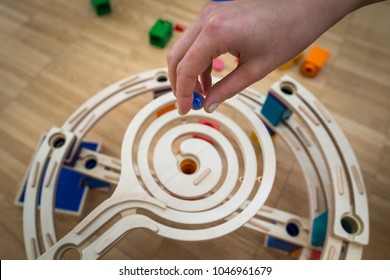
[20,68,369,260]
[16,140,109,215]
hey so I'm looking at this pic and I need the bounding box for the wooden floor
[0,0,389,260]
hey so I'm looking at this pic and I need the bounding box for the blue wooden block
[266,236,300,253]
[261,92,292,126]
[263,120,276,137]
[81,177,110,189]
[311,211,328,246]
[17,141,110,215]
[54,167,89,213]
[18,161,89,214]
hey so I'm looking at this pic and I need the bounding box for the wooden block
[250,122,275,145]
[279,51,304,70]
[311,211,328,246]
[156,104,176,117]
[149,19,173,48]
[265,235,301,253]
[174,24,185,32]
[250,131,260,145]
[91,0,112,16]
[309,250,322,260]
[300,46,330,77]
[261,92,292,126]
[17,140,105,215]
[290,248,303,258]
[193,119,220,144]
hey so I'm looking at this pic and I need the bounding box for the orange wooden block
[290,248,302,258]
[300,46,330,77]
[156,103,176,117]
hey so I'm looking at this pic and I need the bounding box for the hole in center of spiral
[180,159,198,175]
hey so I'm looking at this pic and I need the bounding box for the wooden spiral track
[21,68,368,260]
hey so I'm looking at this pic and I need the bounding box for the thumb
[203,62,265,113]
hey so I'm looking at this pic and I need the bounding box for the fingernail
[207,103,219,113]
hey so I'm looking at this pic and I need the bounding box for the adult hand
[167,0,377,115]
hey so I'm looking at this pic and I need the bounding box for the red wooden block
[174,24,185,32]
[309,250,321,260]
[193,119,220,144]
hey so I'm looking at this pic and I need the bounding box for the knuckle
[176,60,195,80]
[176,61,186,76]
[199,2,216,20]
[200,3,229,33]
[238,61,266,83]
[204,14,226,34]
[247,63,267,81]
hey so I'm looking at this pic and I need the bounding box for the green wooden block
[91,0,111,16]
[149,19,173,48]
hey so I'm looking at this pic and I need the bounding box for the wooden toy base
[21,68,369,260]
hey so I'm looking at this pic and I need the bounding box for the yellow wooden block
[290,248,302,258]
[250,131,260,145]
[279,51,304,70]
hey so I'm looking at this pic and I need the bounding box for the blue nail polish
[192,92,204,110]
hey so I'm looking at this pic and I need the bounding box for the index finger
[175,27,226,115]
[167,21,203,96]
